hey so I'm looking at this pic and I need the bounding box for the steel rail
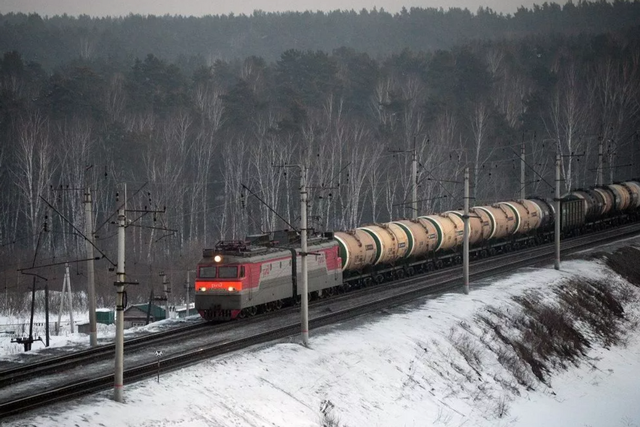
[0,321,207,387]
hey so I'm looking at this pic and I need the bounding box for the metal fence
[0,321,74,337]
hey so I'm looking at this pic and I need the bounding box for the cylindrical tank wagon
[359,223,410,265]
[418,213,464,252]
[608,184,631,212]
[333,229,377,272]
[592,187,614,216]
[623,181,640,209]
[444,209,490,245]
[528,198,555,230]
[392,219,439,258]
[471,204,517,240]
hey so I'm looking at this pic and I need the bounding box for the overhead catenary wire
[241,183,298,232]
[39,196,116,266]
[94,181,149,234]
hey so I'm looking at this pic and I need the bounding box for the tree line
[0,15,639,310]
[1,1,640,70]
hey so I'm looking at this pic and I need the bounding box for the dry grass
[461,275,631,386]
[603,246,640,287]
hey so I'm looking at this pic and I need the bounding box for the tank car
[358,223,410,265]
[444,209,490,245]
[471,204,517,240]
[592,187,614,216]
[334,229,377,272]
[418,213,464,251]
[608,184,631,212]
[622,181,640,209]
[528,198,555,231]
[391,218,439,258]
[195,236,342,321]
[497,200,543,235]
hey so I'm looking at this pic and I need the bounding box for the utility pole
[412,137,418,219]
[58,263,74,334]
[112,185,164,402]
[114,186,126,403]
[28,277,36,348]
[14,232,45,352]
[84,188,97,346]
[185,271,190,317]
[45,281,49,346]
[597,136,604,187]
[160,272,170,320]
[555,153,561,271]
[463,167,470,294]
[300,165,309,347]
[520,142,526,200]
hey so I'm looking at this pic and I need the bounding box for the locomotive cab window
[199,266,217,278]
[218,266,238,278]
[240,266,246,278]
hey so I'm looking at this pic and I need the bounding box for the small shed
[123,304,166,329]
[96,309,115,325]
[77,322,91,334]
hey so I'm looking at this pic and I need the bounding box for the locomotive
[195,181,640,321]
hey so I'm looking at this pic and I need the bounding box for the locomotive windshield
[198,265,244,278]
[218,266,238,278]
[198,266,217,278]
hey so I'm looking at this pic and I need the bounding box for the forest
[0,0,639,309]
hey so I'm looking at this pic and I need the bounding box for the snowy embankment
[3,247,640,427]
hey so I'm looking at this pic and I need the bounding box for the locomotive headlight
[214,255,222,263]
[199,286,207,292]
[227,286,236,292]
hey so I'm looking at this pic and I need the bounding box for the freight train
[195,181,640,321]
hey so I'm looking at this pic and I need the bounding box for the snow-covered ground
[2,251,640,427]
[0,305,198,359]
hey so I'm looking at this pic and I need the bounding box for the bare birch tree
[469,101,495,200]
[544,59,589,192]
[249,116,294,233]
[219,136,247,240]
[592,55,640,184]
[54,119,93,256]
[12,112,55,249]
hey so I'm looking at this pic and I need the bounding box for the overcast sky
[0,0,574,18]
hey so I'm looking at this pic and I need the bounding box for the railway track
[1,223,639,419]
